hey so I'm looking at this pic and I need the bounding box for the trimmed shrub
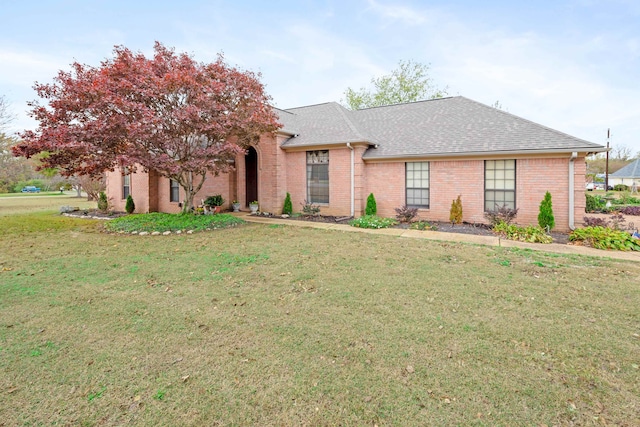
[619,206,640,216]
[613,184,629,191]
[204,195,224,207]
[125,194,135,214]
[410,221,437,231]
[484,204,519,226]
[583,216,609,227]
[608,211,627,231]
[493,221,553,244]
[619,193,640,205]
[449,195,462,225]
[569,226,640,251]
[365,193,377,216]
[538,191,555,231]
[282,192,293,215]
[394,205,418,223]
[350,215,397,229]
[300,200,320,216]
[97,192,108,212]
[585,194,604,213]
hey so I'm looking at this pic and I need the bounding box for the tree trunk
[179,171,207,214]
[181,171,194,214]
[182,192,194,214]
[75,184,82,198]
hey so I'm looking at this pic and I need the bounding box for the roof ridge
[352,96,457,111]
[273,106,296,116]
[284,101,336,111]
[332,103,369,142]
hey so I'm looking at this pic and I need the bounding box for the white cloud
[0,49,64,87]
[365,0,428,26]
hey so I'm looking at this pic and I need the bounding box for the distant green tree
[0,133,35,193]
[342,60,448,110]
[538,191,555,231]
[365,193,377,216]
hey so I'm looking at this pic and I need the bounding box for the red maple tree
[13,42,280,212]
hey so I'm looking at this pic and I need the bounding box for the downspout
[569,152,578,230]
[347,143,355,217]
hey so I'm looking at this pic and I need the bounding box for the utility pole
[605,128,610,190]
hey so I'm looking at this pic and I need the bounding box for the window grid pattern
[306,150,329,204]
[485,160,516,211]
[122,173,130,200]
[406,162,430,208]
[170,179,179,203]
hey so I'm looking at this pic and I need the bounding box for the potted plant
[249,201,259,214]
[232,200,241,212]
[204,195,224,214]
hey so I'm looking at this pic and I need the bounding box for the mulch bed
[253,213,571,245]
[62,208,127,220]
[63,208,570,245]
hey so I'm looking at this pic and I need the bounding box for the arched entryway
[245,146,258,207]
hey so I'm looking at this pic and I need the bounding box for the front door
[245,147,258,206]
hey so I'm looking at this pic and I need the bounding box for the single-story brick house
[106,96,606,231]
[609,159,640,190]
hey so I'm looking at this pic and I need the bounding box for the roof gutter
[569,152,578,230]
[363,147,607,161]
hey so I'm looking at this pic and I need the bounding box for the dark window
[307,150,329,204]
[406,162,429,208]
[122,170,130,200]
[170,179,179,202]
[485,160,516,211]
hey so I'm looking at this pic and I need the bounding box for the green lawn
[1,198,639,426]
[0,192,94,216]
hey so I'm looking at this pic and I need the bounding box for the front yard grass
[1,209,639,425]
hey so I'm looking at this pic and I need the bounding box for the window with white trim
[406,162,429,208]
[307,150,329,204]
[485,160,516,210]
[170,179,179,203]
[122,169,130,200]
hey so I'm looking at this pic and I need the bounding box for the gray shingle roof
[611,159,640,178]
[277,96,605,158]
[280,102,366,145]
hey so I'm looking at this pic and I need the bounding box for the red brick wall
[105,169,121,211]
[283,146,359,217]
[363,162,405,217]
[516,158,568,229]
[155,177,181,214]
[105,168,152,213]
[326,147,352,216]
[234,133,284,213]
[574,157,587,228]
[284,150,306,213]
[107,166,232,214]
[431,160,486,224]
[364,156,579,231]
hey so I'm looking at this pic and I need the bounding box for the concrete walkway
[236,212,640,262]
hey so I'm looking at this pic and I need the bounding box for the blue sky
[1,0,638,154]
